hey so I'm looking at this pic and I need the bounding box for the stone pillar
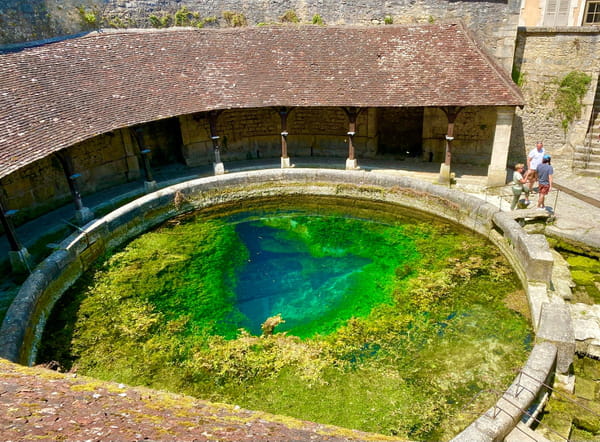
[208,111,225,175]
[438,107,461,185]
[55,151,94,225]
[0,199,32,274]
[130,127,157,191]
[488,106,516,187]
[279,107,293,168]
[343,107,361,170]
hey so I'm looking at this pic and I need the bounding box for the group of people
[511,141,554,210]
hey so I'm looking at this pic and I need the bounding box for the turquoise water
[234,221,371,335]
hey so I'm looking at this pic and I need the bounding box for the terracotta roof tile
[0,23,523,179]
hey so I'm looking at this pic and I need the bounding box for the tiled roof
[0,23,523,180]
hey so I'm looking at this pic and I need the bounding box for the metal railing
[463,367,600,441]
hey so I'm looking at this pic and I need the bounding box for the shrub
[312,14,324,25]
[76,6,98,29]
[280,10,299,23]
[222,11,247,27]
[554,70,592,132]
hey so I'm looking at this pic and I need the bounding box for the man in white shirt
[526,141,545,192]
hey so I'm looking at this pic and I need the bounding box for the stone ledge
[453,342,557,442]
[493,211,554,283]
[520,26,600,35]
[536,303,575,374]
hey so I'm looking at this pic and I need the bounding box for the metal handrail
[462,366,600,442]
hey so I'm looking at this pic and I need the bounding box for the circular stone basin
[38,196,532,439]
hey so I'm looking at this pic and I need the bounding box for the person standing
[511,163,530,210]
[526,141,545,191]
[536,154,553,210]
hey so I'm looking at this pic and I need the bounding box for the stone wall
[423,106,498,165]
[1,0,520,72]
[180,107,377,167]
[0,128,141,225]
[377,107,424,157]
[512,27,600,159]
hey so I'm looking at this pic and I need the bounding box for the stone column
[343,107,361,170]
[130,128,157,192]
[438,107,461,184]
[0,198,32,274]
[55,151,94,225]
[488,106,516,187]
[279,107,293,168]
[209,111,225,175]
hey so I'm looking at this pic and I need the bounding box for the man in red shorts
[536,154,553,210]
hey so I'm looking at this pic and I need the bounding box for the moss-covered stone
[572,400,600,433]
[567,255,600,272]
[574,377,597,401]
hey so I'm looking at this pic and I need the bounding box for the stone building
[520,0,600,26]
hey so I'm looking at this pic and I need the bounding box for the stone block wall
[180,107,376,166]
[0,156,71,224]
[70,130,141,193]
[376,107,424,157]
[0,127,142,225]
[512,27,600,157]
[422,106,497,165]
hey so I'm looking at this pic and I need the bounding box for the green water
[38,196,532,440]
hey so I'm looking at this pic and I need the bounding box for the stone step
[572,160,600,171]
[572,167,600,177]
[574,145,600,155]
[573,152,600,163]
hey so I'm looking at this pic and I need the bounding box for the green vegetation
[222,11,247,27]
[149,7,216,29]
[280,10,300,23]
[76,6,98,29]
[566,253,600,303]
[537,355,600,440]
[384,15,394,25]
[554,70,592,131]
[38,197,530,440]
[512,65,526,87]
[312,14,324,26]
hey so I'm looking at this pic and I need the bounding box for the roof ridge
[457,21,525,107]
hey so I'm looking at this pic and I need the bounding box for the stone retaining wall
[0,169,569,439]
[512,27,600,159]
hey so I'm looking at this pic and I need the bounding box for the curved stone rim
[0,168,566,440]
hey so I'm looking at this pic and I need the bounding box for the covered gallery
[0,22,523,237]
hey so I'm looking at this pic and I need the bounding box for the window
[584,1,600,24]
[543,0,571,25]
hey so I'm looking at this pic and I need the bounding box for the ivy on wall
[554,71,592,132]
